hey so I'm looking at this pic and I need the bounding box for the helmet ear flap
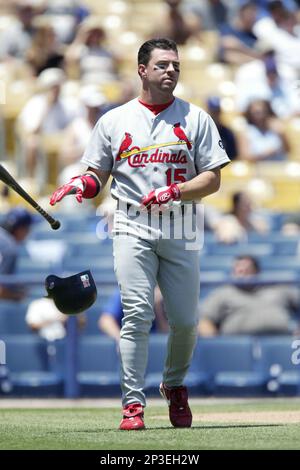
[45,275,60,299]
[45,270,97,315]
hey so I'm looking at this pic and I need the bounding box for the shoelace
[124,404,143,417]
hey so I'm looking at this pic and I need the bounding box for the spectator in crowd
[25,15,65,76]
[59,86,106,168]
[188,0,230,32]
[262,56,300,117]
[99,286,169,343]
[213,191,270,243]
[44,0,90,44]
[198,255,300,336]
[238,99,290,162]
[65,16,118,83]
[235,49,300,117]
[0,0,43,61]
[206,96,238,160]
[25,296,86,341]
[253,1,300,73]
[251,0,299,16]
[0,207,34,300]
[218,1,261,65]
[25,297,67,341]
[17,67,79,179]
[151,0,201,45]
[55,87,107,212]
[281,212,300,235]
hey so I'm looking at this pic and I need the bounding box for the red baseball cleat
[159,383,192,428]
[119,403,145,431]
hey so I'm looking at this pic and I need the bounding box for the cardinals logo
[173,122,192,150]
[115,126,192,166]
[116,132,132,160]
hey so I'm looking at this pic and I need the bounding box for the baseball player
[50,38,230,430]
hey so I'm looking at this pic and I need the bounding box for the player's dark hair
[235,255,260,274]
[138,38,178,66]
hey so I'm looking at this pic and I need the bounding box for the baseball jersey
[81,97,230,205]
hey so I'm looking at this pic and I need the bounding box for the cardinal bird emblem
[173,122,192,150]
[116,132,132,160]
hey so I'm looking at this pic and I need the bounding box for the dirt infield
[153,410,300,424]
[0,397,261,408]
[0,398,300,425]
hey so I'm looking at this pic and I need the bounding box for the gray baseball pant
[113,210,200,407]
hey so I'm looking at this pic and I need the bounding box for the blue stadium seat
[247,233,300,255]
[1,335,64,396]
[200,254,300,275]
[145,335,207,396]
[27,285,50,299]
[63,257,114,275]
[270,238,299,256]
[0,301,31,334]
[82,302,116,336]
[16,257,60,275]
[204,243,273,257]
[29,221,67,240]
[69,238,113,258]
[195,337,265,396]
[53,214,99,234]
[78,336,120,396]
[200,256,232,273]
[258,336,300,396]
[259,256,300,273]
[200,272,227,300]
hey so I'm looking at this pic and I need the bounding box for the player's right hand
[50,176,85,206]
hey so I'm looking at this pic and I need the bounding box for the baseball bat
[0,164,61,230]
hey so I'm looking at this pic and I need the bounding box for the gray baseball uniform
[81,97,230,406]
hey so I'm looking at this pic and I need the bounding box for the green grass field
[0,399,300,450]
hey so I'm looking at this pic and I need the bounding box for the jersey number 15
[165,168,187,186]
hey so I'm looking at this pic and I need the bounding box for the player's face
[140,48,180,94]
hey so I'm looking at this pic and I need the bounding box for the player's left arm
[177,167,220,201]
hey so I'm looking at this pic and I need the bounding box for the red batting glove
[141,183,181,210]
[50,174,99,206]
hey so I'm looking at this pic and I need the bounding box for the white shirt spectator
[245,124,287,161]
[18,93,77,134]
[26,297,66,341]
[253,16,300,71]
[235,59,300,117]
[0,19,32,60]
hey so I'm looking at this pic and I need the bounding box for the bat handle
[36,206,61,230]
